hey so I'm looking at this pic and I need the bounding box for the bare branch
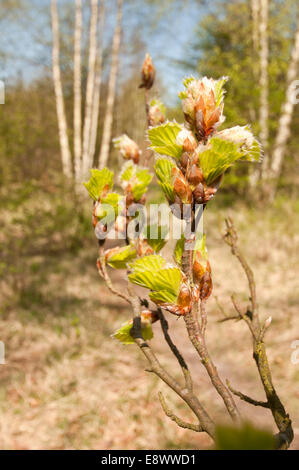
[183,306,241,422]
[226,380,270,408]
[98,249,131,305]
[158,309,193,392]
[158,392,202,432]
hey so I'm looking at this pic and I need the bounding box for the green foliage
[150,98,166,115]
[214,76,228,107]
[148,122,183,159]
[198,137,241,185]
[83,168,114,201]
[120,161,152,201]
[174,235,184,266]
[144,224,168,252]
[183,0,299,194]
[128,255,181,304]
[215,422,276,450]
[112,320,153,345]
[174,234,207,265]
[106,245,137,269]
[154,158,176,202]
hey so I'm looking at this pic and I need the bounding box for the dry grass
[0,193,298,449]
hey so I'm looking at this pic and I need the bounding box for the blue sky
[1,0,207,106]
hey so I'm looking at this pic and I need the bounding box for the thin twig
[98,249,132,304]
[158,392,202,432]
[158,309,193,392]
[226,380,270,408]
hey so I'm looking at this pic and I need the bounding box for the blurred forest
[0,0,298,450]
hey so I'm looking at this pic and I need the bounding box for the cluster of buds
[113,134,141,164]
[148,99,166,126]
[192,237,212,301]
[180,77,227,140]
[139,53,155,90]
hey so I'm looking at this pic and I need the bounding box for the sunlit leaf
[174,235,185,266]
[112,321,153,345]
[214,76,228,107]
[216,125,261,162]
[154,158,176,202]
[148,121,183,159]
[83,168,114,201]
[106,245,137,269]
[120,161,152,201]
[128,255,181,304]
[144,224,168,252]
[198,137,241,185]
[95,193,124,224]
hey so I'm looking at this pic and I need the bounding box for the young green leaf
[216,125,262,162]
[112,321,153,345]
[128,255,181,304]
[106,245,137,269]
[174,235,185,266]
[95,193,124,224]
[198,137,241,185]
[144,224,168,252]
[120,161,152,201]
[148,122,183,159]
[214,76,228,107]
[83,168,114,201]
[154,158,176,202]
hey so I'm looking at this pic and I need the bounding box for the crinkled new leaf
[198,137,242,185]
[83,168,114,201]
[128,255,181,304]
[112,321,153,345]
[144,224,168,252]
[106,245,137,269]
[148,122,183,159]
[174,234,207,266]
[154,158,177,202]
[95,193,124,224]
[120,161,152,200]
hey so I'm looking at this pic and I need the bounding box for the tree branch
[226,380,270,408]
[158,309,193,392]
[158,392,202,432]
[223,217,294,450]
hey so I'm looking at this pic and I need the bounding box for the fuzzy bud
[139,53,155,90]
[148,99,166,126]
[176,128,198,153]
[113,134,141,163]
[180,77,227,139]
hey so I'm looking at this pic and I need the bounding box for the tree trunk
[259,0,270,176]
[251,0,260,54]
[89,0,105,166]
[268,19,299,195]
[73,0,83,182]
[98,0,123,169]
[51,0,72,178]
[248,0,260,188]
[81,0,98,178]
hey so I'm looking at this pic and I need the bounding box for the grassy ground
[0,182,298,449]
